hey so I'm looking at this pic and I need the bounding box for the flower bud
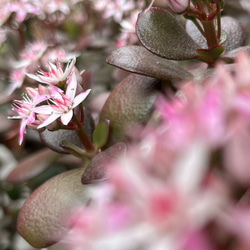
[167,0,189,13]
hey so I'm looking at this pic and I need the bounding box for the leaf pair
[107,7,199,82]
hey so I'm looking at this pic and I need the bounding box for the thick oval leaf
[82,142,126,184]
[222,46,250,61]
[100,74,160,147]
[107,45,193,81]
[6,149,59,184]
[136,7,200,60]
[39,109,95,153]
[17,168,91,248]
[186,16,247,53]
[220,16,247,52]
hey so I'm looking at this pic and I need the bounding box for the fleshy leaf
[100,74,160,147]
[107,46,193,81]
[17,168,91,248]
[136,7,200,60]
[222,46,250,61]
[82,142,126,184]
[6,149,59,184]
[39,109,95,153]
[220,16,247,52]
[93,119,110,150]
[186,16,246,53]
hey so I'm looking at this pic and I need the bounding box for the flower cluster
[91,0,145,47]
[0,0,82,26]
[64,51,250,250]
[9,58,91,145]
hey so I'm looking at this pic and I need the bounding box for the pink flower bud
[167,0,189,13]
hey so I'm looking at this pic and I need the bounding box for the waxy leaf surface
[17,168,91,248]
[100,74,160,147]
[81,142,126,184]
[6,149,59,184]
[186,16,246,53]
[107,46,193,81]
[136,7,200,60]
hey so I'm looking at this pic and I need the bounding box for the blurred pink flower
[6,69,26,95]
[167,0,190,13]
[64,140,225,250]
[92,0,135,22]
[14,40,48,69]
[6,0,40,23]
[40,0,70,15]
[116,11,139,47]
[63,51,250,250]
[42,48,80,64]
[0,2,12,26]
[230,205,250,247]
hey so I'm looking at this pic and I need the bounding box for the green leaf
[219,30,227,45]
[93,120,110,150]
[17,168,92,248]
[136,7,200,60]
[197,46,225,59]
[60,140,89,158]
[107,45,193,81]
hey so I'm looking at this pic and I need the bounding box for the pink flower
[6,69,26,95]
[0,2,12,26]
[14,41,48,69]
[6,0,40,23]
[41,0,70,15]
[92,0,135,22]
[8,88,47,145]
[116,11,139,46]
[26,58,76,86]
[42,48,79,64]
[167,0,190,13]
[36,72,91,128]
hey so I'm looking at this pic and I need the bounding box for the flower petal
[64,57,76,77]
[38,113,61,129]
[34,105,53,115]
[19,118,28,145]
[66,72,77,101]
[61,110,73,125]
[73,89,91,108]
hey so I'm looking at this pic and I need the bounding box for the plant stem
[202,20,218,48]
[216,11,221,42]
[72,114,95,154]
[190,18,205,36]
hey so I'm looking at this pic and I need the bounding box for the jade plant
[3,0,250,249]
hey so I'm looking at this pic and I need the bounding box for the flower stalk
[202,20,218,48]
[72,114,96,155]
